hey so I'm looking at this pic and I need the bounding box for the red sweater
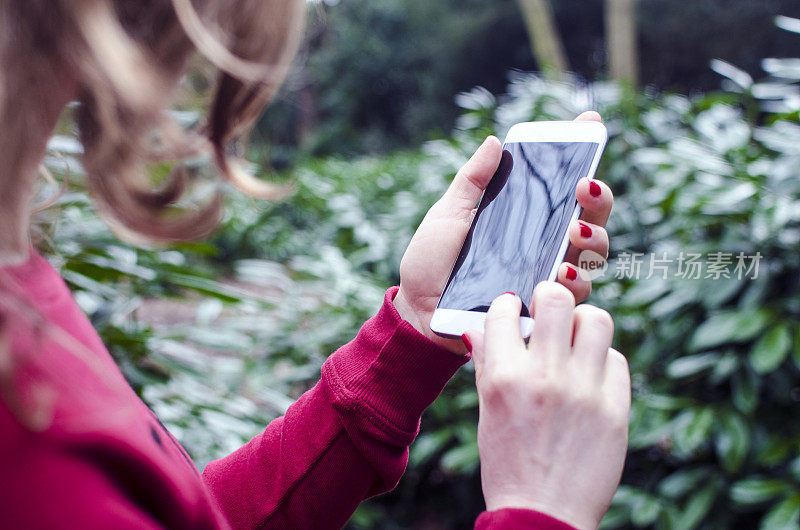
[0,251,574,530]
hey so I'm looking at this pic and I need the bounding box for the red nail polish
[461,333,472,353]
[579,222,592,238]
[502,291,516,296]
[589,181,602,197]
[565,266,578,281]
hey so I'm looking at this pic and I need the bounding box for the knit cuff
[322,287,468,439]
[475,509,578,530]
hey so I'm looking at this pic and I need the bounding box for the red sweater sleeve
[475,508,578,530]
[202,287,468,529]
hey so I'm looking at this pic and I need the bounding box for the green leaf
[790,457,800,482]
[709,352,740,384]
[715,411,750,473]
[161,272,246,303]
[677,483,718,529]
[731,370,760,414]
[749,325,791,374]
[409,429,452,467]
[599,504,629,529]
[793,326,800,369]
[622,279,670,306]
[666,353,720,379]
[689,310,769,352]
[630,493,661,527]
[641,394,693,411]
[760,494,800,530]
[659,468,709,499]
[730,478,788,505]
[674,407,715,454]
[756,436,793,467]
[440,440,479,474]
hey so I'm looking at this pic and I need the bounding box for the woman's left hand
[394,112,614,353]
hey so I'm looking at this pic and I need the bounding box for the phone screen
[437,141,600,317]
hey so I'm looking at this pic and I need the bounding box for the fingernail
[502,291,516,297]
[579,221,592,238]
[589,181,602,197]
[565,266,578,281]
[461,333,472,353]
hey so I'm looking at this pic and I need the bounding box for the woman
[0,1,630,529]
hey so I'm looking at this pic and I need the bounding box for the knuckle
[607,348,629,372]
[534,282,575,310]
[528,379,566,409]
[579,306,614,335]
[480,369,523,404]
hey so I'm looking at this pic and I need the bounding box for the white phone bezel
[430,120,608,340]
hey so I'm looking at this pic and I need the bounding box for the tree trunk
[605,0,639,85]
[516,0,569,77]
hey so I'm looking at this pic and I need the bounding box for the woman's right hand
[463,283,631,530]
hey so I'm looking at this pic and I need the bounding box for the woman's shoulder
[0,249,195,479]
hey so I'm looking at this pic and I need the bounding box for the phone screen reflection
[437,141,599,316]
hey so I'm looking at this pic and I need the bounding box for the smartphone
[430,120,607,339]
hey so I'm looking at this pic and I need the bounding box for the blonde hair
[0,0,305,254]
[0,0,305,429]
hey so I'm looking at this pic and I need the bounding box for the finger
[575,111,602,123]
[441,136,503,213]
[556,262,592,303]
[571,305,615,381]
[576,177,614,227]
[483,293,525,369]
[463,330,486,382]
[603,348,632,416]
[528,282,576,366]
[566,220,609,260]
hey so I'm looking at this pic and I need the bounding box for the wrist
[393,287,468,355]
[392,288,423,335]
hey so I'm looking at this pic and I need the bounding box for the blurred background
[38,1,800,528]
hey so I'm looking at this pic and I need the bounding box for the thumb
[441,136,502,212]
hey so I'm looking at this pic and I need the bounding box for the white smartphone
[430,120,608,339]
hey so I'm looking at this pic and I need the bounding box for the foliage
[38,138,443,468]
[262,0,800,159]
[285,0,529,155]
[38,15,800,530]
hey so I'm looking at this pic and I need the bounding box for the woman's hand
[464,285,630,530]
[394,112,614,353]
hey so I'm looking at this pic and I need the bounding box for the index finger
[483,293,526,369]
